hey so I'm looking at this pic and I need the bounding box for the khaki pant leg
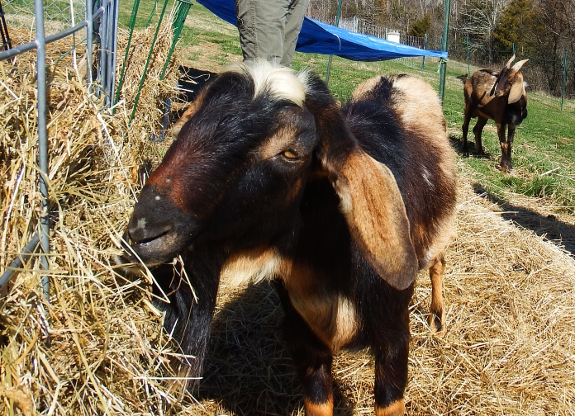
[234,0,286,65]
[234,0,308,67]
[281,0,309,67]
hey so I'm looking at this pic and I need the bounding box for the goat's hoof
[500,161,512,172]
[428,311,445,333]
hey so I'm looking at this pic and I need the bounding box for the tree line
[307,0,575,98]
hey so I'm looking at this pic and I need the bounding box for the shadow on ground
[472,183,575,257]
[449,134,493,160]
[199,281,355,416]
[449,134,574,256]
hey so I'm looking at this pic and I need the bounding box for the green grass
[119,0,575,214]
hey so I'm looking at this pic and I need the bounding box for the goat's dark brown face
[492,68,512,97]
[491,57,528,102]
[123,64,318,266]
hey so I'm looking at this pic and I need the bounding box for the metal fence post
[98,0,119,107]
[466,34,470,77]
[438,0,451,105]
[325,0,343,85]
[561,50,567,111]
[0,0,115,295]
[34,0,51,301]
[421,33,427,71]
[86,0,94,87]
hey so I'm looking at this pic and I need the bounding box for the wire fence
[3,0,86,34]
[0,0,118,298]
[336,15,426,49]
[450,47,574,100]
[309,9,574,102]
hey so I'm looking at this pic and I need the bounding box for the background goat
[458,55,528,172]
[118,62,457,415]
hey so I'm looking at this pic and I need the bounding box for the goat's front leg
[473,116,488,156]
[273,280,334,416]
[373,312,410,416]
[286,312,334,415]
[498,122,512,172]
[461,106,472,157]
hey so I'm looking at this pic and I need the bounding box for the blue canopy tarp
[196,0,447,62]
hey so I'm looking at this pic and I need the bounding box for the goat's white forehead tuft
[225,59,309,107]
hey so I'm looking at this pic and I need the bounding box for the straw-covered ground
[1,23,575,416]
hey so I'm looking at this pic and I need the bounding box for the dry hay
[0,22,188,415]
[1,27,575,415]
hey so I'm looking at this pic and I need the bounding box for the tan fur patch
[219,247,281,287]
[332,296,358,350]
[376,399,405,416]
[282,261,358,352]
[257,127,299,160]
[350,75,382,102]
[304,397,334,416]
[390,76,448,155]
[337,151,417,290]
[171,87,208,138]
[421,209,456,269]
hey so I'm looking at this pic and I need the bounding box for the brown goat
[118,62,457,415]
[459,55,528,172]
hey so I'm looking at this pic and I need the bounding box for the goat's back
[344,75,457,267]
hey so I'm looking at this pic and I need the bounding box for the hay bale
[0,23,195,415]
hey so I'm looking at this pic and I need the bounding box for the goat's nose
[127,218,172,247]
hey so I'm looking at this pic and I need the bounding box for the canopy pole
[324,0,343,85]
[438,0,451,104]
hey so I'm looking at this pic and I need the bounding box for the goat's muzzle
[122,185,198,266]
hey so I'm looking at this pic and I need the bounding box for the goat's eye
[281,150,298,160]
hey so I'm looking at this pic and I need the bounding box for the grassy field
[119,1,575,217]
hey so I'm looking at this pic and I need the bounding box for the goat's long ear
[303,76,418,291]
[333,151,418,290]
[508,72,525,104]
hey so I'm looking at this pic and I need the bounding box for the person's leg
[281,0,309,66]
[234,0,286,65]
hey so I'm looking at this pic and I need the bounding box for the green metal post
[421,33,427,71]
[113,0,141,112]
[561,50,567,111]
[129,0,170,125]
[438,0,451,105]
[512,42,515,61]
[466,34,470,77]
[146,0,159,28]
[325,0,343,85]
[160,0,192,80]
